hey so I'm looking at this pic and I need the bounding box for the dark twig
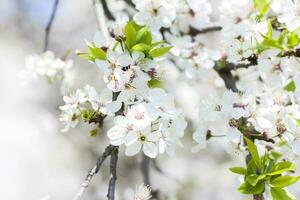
[124,0,135,8]
[44,0,59,51]
[100,0,115,20]
[189,26,222,36]
[107,146,119,200]
[73,145,114,200]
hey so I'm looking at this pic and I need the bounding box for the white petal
[125,131,138,146]
[143,142,158,158]
[106,101,122,114]
[226,127,241,141]
[125,141,142,156]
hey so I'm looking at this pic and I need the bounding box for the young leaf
[237,180,265,194]
[77,52,95,63]
[253,0,271,16]
[268,161,295,176]
[125,21,137,49]
[284,81,296,92]
[136,27,150,44]
[287,32,300,48]
[244,137,261,168]
[271,187,296,200]
[89,129,98,137]
[148,79,162,88]
[246,174,266,186]
[270,176,300,188]
[88,46,106,60]
[144,32,153,45]
[149,46,172,58]
[131,43,151,52]
[229,167,247,175]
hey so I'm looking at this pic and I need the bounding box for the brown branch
[44,0,59,51]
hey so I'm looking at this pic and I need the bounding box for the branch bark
[44,0,59,51]
[214,61,264,200]
[107,146,119,200]
[72,145,114,200]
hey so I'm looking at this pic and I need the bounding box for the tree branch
[100,0,115,20]
[107,146,119,200]
[189,26,222,36]
[72,145,114,200]
[44,0,59,51]
[93,0,110,41]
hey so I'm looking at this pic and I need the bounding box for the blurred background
[0,0,299,200]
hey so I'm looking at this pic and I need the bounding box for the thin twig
[93,0,110,41]
[107,146,119,200]
[189,26,222,36]
[100,0,115,20]
[72,145,114,200]
[44,0,59,51]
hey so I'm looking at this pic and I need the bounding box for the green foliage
[89,128,99,137]
[253,0,271,20]
[257,20,300,52]
[148,79,163,88]
[271,187,296,200]
[123,21,172,57]
[80,110,97,123]
[229,139,300,199]
[149,46,173,58]
[245,137,261,168]
[77,44,107,63]
[229,167,247,175]
[284,81,296,92]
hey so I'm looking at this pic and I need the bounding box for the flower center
[140,135,146,142]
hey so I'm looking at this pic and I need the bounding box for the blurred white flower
[133,0,176,31]
[21,51,73,83]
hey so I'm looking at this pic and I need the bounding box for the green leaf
[284,81,296,92]
[245,137,261,168]
[149,46,172,58]
[89,129,98,137]
[278,31,287,45]
[261,37,283,50]
[246,174,266,186]
[266,21,273,38]
[144,32,153,45]
[80,110,96,122]
[253,0,271,16]
[268,161,295,176]
[271,187,296,200]
[270,176,300,188]
[77,52,95,62]
[237,180,265,194]
[125,21,137,49]
[151,40,165,47]
[148,79,162,88]
[229,167,247,175]
[131,43,152,52]
[287,32,300,48]
[88,46,106,60]
[247,159,258,175]
[136,27,150,44]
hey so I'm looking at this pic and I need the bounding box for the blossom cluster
[22,51,73,83]
[61,21,187,158]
